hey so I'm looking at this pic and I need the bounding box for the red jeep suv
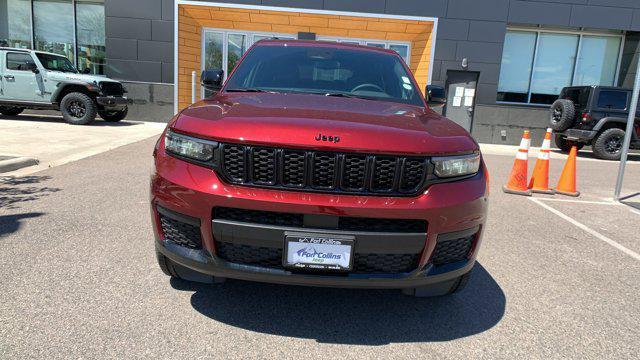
[151,40,488,297]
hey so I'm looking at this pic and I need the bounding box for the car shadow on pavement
[2,114,140,126]
[171,263,505,345]
[0,212,44,237]
[0,176,61,210]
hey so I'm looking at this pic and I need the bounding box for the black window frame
[5,52,36,71]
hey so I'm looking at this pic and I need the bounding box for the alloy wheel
[68,100,86,118]
[604,135,622,154]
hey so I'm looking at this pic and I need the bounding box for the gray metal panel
[437,19,470,41]
[569,5,633,29]
[105,0,162,20]
[467,21,506,43]
[430,60,443,82]
[588,0,640,8]
[152,20,174,42]
[162,62,174,84]
[475,83,498,105]
[106,59,162,82]
[106,17,152,40]
[434,39,458,61]
[138,40,174,62]
[467,62,501,85]
[523,0,585,3]
[508,0,572,26]
[447,0,509,21]
[439,60,463,80]
[384,0,448,17]
[262,0,324,9]
[105,38,138,60]
[323,0,386,13]
[631,9,640,30]
[455,41,503,64]
[162,0,174,21]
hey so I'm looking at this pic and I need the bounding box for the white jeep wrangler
[0,47,128,125]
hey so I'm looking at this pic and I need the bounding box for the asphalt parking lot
[1,137,639,359]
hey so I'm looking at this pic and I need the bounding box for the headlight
[432,153,480,178]
[165,129,217,162]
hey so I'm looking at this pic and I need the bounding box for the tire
[156,251,180,277]
[60,92,97,125]
[99,107,128,122]
[592,128,625,161]
[156,251,217,284]
[403,271,472,297]
[550,99,576,131]
[0,106,24,116]
[554,133,584,153]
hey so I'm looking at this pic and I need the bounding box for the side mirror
[201,69,224,92]
[425,85,446,108]
[82,68,91,74]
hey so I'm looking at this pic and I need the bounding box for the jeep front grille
[99,81,124,96]
[219,143,429,196]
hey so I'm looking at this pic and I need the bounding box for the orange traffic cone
[503,130,532,196]
[528,128,554,194]
[555,145,580,197]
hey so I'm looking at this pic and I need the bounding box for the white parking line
[535,198,622,206]
[529,197,640,262]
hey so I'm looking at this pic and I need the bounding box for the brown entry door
[443,70,479,131]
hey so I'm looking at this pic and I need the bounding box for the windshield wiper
[226,88,275,93]
[323,92,376,100]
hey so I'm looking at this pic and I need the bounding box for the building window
[76,0,105,74]
[498,28,623,105]
[0,0,32,48]
[319,36,411,65]
[227,33,246,75]
[202,29,295,96]
[33,0,75,63]
[0,0,105,74]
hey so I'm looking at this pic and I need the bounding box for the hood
[172,93,478,156]
[45,71,119,84]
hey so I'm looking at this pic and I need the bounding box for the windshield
[35,53,77,73]
[223,44,424,106]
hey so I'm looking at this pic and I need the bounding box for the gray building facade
[3,0,640,145]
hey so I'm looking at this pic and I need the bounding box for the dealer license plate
[284,232,354,271]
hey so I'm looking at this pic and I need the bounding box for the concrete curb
[0,156,39,173]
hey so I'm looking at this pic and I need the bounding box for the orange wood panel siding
[177,5,434,110]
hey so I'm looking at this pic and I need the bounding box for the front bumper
[151,146,489,289]
[96,96,128,109]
